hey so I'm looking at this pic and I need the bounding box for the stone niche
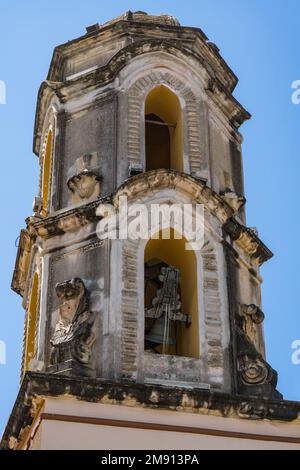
[61,95,117,208]
[67,153,101,204]
[45,239,111,378]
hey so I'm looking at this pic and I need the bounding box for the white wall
[28,398,300,450]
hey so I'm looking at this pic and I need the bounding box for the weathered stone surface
[1,372,300,450]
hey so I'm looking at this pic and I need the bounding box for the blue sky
[0,0,299,435]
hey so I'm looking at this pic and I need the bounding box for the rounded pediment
[114,169,234,225]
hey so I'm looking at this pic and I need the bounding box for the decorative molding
[115,170,233,225]
[223,217,273,265]
[34,32,249,154]
[2,373,300,449]
[26,198,103,239]
[206,78,251,128]
[25,170,272,267]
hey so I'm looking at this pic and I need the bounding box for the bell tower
[2,12,300,450]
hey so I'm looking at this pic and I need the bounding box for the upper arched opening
[145,85,183,173]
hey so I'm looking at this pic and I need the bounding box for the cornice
[33,36,249,155]
[223,218,273,265]
[23,170,272,267]
[47,19,235,88]
[1,371,299,449]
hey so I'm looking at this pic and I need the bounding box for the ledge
[1,372,300,450]
[223,218,273,265]
[12,171,272,298]
[34,29,247,155]
[47,19,237,91]
[25,170,271,266]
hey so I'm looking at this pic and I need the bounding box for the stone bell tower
[2,12,300,450]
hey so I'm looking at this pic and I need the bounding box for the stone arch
[39,106,57,216]
[114,169,233,226]
[41,128,54,217]
[24,271,40,371]
[116,183,228,386]
[127,70,202,176]
[144,84,183,172]
[33,83,60,156]
[120,235,226,385]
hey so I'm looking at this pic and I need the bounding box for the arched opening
[145,113,171,171]
[144,229,199,358]
[145,85,183,172]
[41,129,53,217]
[24,272,40,370]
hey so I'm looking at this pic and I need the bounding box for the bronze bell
[145,314,175,349]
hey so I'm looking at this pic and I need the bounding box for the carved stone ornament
[239,355,269,385]
[49,278,96,376]
[242,304,265,324]
[67,169,101,200]
[240,304,265,346]
[238,402,269,420]
[220,188,246,213]
[236,328,282,399]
